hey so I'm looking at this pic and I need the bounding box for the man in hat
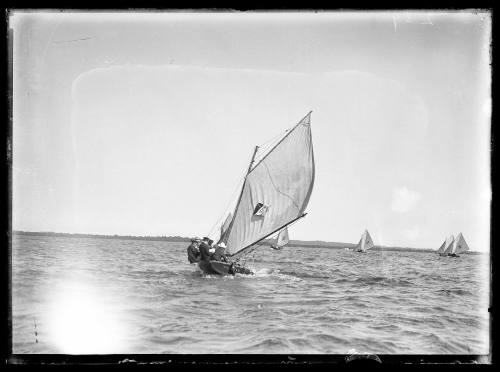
[213,242,228,262]
[198,237,214,262]
[187,237,201,264]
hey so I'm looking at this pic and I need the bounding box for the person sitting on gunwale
[187,237,201,263]
[213,242,229,262]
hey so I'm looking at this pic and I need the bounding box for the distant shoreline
[11,230,484,254]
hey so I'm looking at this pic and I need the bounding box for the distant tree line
[11,230,481,254]
[12,231,191,242]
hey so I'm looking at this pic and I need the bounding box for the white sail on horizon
[224,112,315,256]
[356,229,374,252]
[438,235,454,255]
[275,227,290,248]
[451,232,470,254]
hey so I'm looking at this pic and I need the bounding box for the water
[12,234,490,354]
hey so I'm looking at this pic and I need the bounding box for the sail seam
[261,160,302,213]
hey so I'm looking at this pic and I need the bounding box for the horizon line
[11,229,485,254]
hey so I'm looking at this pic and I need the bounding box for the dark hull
[198,260,253,276]
[447,253,460,257]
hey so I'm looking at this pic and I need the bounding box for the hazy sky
[10,11,491,251]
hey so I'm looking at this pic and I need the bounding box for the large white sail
[438,235,454,255]
[356,230,374,252]
[451,232,470,254]
[224,112,315,256]
[275,227,290,248]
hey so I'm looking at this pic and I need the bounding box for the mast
[247,146,259,174]
[218,146,259,245]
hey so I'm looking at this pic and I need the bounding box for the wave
[276,270,333,279]
[367,323,401,332]
[437,288,473,296]
[238,337,291,352]
[149,334,198,346]
[310,333,350,345]
[334,276,413,287]
[12,236,489,355]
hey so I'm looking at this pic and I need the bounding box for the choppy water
[12,234,490,354]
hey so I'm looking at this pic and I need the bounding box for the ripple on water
[11,236,490,354]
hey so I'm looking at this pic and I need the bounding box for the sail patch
[253,203,270,216]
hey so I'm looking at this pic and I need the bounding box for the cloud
[391,187,421,213]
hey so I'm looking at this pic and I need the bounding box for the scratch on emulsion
[53,37,93,44]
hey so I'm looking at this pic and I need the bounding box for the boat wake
[334,276,413,287]
[242,268,304,282]
[277,269,332,279]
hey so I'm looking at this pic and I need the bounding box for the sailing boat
[198,111,315,275]
[447,232,469,257]
[270,227,289,250]
[437,235,454,256]
[355,229,374,253]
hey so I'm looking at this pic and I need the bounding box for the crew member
[187,237,201,263]
[199,237,214,261]
[213,242,229,262]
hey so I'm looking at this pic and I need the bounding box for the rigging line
[254,129,289,161]
[257,111,311,153]
[259,130,285,148]
[219,146,259,245]
[259,123,290,147]
[205,150,253,238]
[248,112,311,176]
[252,131,290,168]
[206,175,245,238]
[207,140,260,239]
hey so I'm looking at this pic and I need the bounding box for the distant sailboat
[447,232,469,257]
[197,111,315,275]
[355,230,374,253]
[271,227,289,250]
[438,235,454,256]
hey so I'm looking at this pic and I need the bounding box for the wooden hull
[198,260,253,276]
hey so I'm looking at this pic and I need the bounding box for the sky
[10,11,491,251]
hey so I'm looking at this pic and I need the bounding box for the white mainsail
[224,112,315,256]
[274,227,290,248]
[356,230,374,252]
[450,232,469,255]
[438,235,454,255]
